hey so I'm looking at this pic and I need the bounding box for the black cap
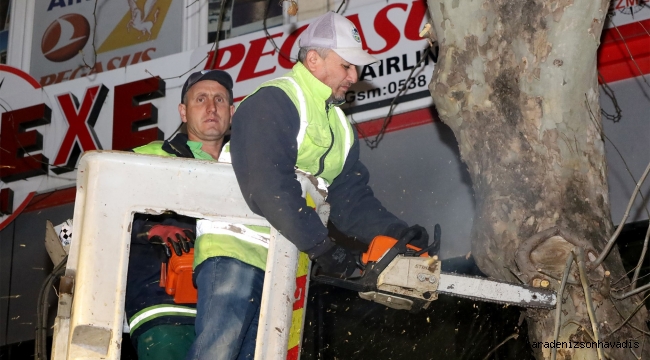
[180,70,234,104]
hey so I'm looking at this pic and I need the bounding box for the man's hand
[400,225,428,248]
[313,244,358,278]
[147,224,195,257]
[399,224,440,256]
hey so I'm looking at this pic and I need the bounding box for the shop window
[208,0,283,42]
[0,0,10,64]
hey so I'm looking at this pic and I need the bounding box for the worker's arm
[230,87,332,258]
[327,130,408,244]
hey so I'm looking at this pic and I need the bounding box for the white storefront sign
[0,0,435,225]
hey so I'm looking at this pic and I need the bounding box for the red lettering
[70,66,88,79]
[88,62,104,76]
[108,56,122,71]
[237,33,283,82]
[369,3,407,55]
[293,275,307,311]
[52,85,108,174]
[279,25,308,69]
[112,77,166,151]
[404,1,427,41]
[40,74,57,87]
[205,43,246,70]
[131,51,143,65]
[55,70,72,84]
[0,104,52,182]
[141,48,156,61]
[120,54,131,68]
[0,188,13,215]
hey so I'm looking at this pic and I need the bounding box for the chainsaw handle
[311,233,412,292]
[414,223,441,257]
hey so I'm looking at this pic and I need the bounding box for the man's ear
[178,103,188,123]
[304,50,322,72]
[229,105,235,118]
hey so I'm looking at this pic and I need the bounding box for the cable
[35,256,68,360]
[264,0,294,63]
[352,46,434,149]
[207,0,230,70]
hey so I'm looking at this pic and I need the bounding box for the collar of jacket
[292,62,336,107]
[162,133,194,158]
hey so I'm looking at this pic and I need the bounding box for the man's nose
[348,66,358,83]
[207,99,217,113]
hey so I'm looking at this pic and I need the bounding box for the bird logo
[126,0,160,40]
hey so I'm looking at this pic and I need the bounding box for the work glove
[400,224,441,257]
[312,243,358,278]
[146,224,195,257]
[400,225,429,249]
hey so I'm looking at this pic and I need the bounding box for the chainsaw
[312,225,557,312]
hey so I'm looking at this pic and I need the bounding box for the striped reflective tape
[196,220,271,248]
[334,107,352,162]
[128,305,196,333]
[276,77,309,148]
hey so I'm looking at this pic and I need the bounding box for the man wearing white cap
[232,11,434,286]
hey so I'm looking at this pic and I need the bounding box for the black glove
[147,224,196,257]
[401,224,441,256]
[400,225,429,250]
[313,244,358,278]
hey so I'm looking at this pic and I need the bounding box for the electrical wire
[264,0,294,63]
[35,256,68,360]
[352,46,433,149]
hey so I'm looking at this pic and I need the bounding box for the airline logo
[41,13,90,62]
[97,0,173,54]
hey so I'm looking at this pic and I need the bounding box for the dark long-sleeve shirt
[231,87,407,257]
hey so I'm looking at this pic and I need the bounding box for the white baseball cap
[298,12,378,66]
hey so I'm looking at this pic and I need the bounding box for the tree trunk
[425,0,649,358]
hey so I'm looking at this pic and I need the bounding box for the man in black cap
[125,70,252,360]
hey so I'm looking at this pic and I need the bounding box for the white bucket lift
[51,151,328,360]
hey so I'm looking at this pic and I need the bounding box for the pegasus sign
[32,0,181,86]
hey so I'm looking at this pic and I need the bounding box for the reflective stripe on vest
[128,304,196,333]
[276,76,309,148]
[196,220,271,249]
[334,107,352,162]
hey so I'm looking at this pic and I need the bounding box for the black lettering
[360,65,377,81]
[366,88,381,99]
[424,48,438,66]
[402,54,414,70]
[386,56,400,75]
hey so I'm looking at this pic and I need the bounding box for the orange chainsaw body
[361,235,428,265]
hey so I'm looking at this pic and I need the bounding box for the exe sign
[0,65,167,225]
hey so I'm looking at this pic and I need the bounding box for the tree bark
[425,0,649,358]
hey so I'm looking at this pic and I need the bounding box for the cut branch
[551,252,576,360]
[593,161,650,268]
[576,247,604,360]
